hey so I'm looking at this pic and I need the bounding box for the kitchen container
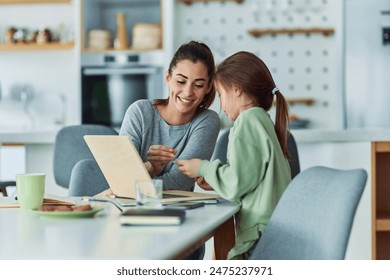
[132,23,162,49]
[81,0,161,51]
[114,12,128,50]
[88,29,112,50]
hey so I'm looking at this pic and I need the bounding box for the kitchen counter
[292,129,390,143]
[0,126,62,144]
[1,127,389,145]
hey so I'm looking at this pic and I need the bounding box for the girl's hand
[196,177,214,191]
[176,159,202,178]
[146,145,176,177]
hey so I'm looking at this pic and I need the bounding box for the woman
[119,40,220,191]
[97,41,219,260]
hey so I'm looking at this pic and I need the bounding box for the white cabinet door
[0,144,25,196]
[345,0,390,128]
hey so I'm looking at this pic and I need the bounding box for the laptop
[84,135,220,204]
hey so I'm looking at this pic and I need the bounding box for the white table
[0,199,239,260]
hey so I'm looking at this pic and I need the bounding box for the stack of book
[120,208,185,226]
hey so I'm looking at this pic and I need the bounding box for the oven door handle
[83,67,157,76]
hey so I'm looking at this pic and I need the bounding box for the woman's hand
[146,145,176,177]
[196,177,214,191]
[176,159,202,178]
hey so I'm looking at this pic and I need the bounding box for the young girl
[177,51,291,260]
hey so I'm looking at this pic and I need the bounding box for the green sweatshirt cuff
[198,160,210,177]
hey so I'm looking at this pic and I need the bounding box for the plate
[33,207,104,219]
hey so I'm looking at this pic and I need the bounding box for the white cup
[135,179,163,208]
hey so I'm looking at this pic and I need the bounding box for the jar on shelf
[36,27,52,44]
[13,28,28,44]
[114,12,128,50]
[5,27,17,44]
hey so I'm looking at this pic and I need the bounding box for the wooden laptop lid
[84,135,151,198]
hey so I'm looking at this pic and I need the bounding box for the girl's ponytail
[273,89,290,159]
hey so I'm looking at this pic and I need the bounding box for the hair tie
[272,87,279,95]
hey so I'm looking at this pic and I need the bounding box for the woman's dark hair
[154,41,216,114]
[215,51,290,159]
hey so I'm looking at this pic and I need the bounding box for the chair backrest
[53,124,118,189]
[211,129,230,163]
[287,133,300,179]
[68,159,110,196]
[211,129,300,178]
[250,166,367,260]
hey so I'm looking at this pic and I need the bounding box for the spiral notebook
[84,135,220,203]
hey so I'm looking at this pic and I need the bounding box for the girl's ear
[234,86,242,97]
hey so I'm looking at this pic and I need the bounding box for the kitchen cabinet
[371,142,390,260]
[0,144,25,197]
[81,0,163,53]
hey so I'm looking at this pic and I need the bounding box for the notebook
[120,208,185,226]
[84,135,220,202]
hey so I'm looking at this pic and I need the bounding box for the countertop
[0,126,389,145]
[0,126,61,144]
[292,129,390,143]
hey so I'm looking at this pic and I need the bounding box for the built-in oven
[81,52,164,128]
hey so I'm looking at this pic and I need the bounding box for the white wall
[345,0,390,129]
[173,0,344,129]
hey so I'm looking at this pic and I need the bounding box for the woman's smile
[177,96,195,104]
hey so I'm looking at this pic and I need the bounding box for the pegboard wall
[173,0,344,129]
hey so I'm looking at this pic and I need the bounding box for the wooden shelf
[248,28,335,38]
[286,98,315,106]
[0,0,70,3]
[178,0,243,5]
[82,47,162,53]
[372,142,390,259]
[273,98,314,107]
[0,42,75,51]
[375,142,390,153]
[377,218,390,231]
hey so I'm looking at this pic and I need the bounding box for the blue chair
[211,129,230,164]
[53,124,117,196]
[0,181,15,196]
[249,166,367,260]
[68,159,110,196]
